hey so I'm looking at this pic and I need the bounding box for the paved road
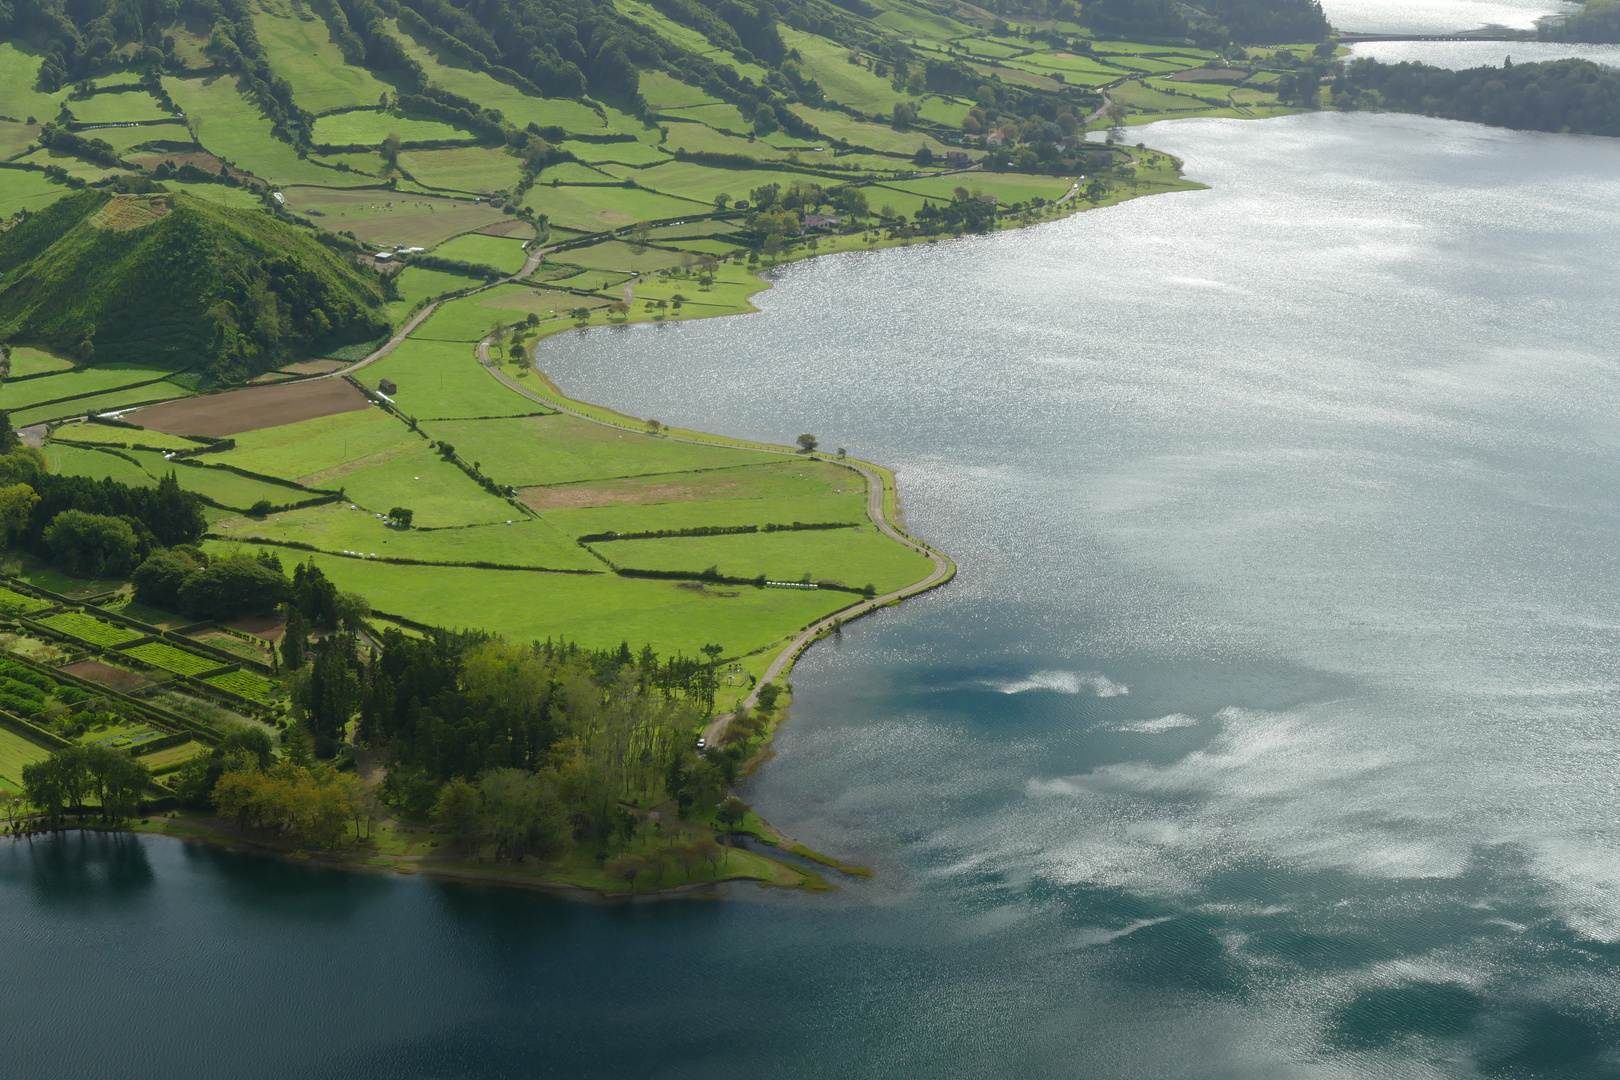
[472,338,954,744]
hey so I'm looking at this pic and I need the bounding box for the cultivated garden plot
[124,641,226,677]
[133,378,372,437]
[205,669,278,704]
[39,613,141,647]
[0,587,50,617]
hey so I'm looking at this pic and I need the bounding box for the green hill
[0,190,388,381]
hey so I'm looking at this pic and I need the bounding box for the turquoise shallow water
[6,112,1620,1078]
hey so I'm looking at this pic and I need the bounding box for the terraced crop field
[40,613,141,647]
[206,669,279,703]
[0,587,50,617]
[125,641,224,676]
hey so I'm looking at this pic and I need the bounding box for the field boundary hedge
[580,522,857,543]
[209,534,604,575]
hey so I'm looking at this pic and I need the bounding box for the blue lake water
[7,112,1620,1078]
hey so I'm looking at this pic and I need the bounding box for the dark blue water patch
[1328,981,1487,1049]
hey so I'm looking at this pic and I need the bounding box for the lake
[7,112,1620,1078]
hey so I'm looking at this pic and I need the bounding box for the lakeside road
[472,336,955,744]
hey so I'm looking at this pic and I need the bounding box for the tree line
[1332,57,1620,138]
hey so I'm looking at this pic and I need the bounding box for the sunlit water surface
[1349,39,1620,66]
[1322,0,1574,32]
[6,112,1620,1078]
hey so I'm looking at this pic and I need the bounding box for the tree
[177,552,288,619]
[0,482,38,545]
[282,724,314,769]
[44,510,141,577]
[380,132,402,163]
[717,794,750,827]
[609,300,630,320]
[0,409,17,454]
[281,607,310,671]
[605,853,644,886]
[796,433,818,453]
[714,192,732,208]
[247,499,274,518]
[914,145,934,166]
[629,220,651,253]
[756,681,781,712]
[432,778,484,853]
[763,233,784,260]
[388,507,413,528]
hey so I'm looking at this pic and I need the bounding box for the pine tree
[281,608,309,671]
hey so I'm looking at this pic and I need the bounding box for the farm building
[378,379,398,395]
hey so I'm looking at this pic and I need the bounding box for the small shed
[378,379,398,395]
[373,251,393,262]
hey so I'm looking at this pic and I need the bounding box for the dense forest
[1543,0,1620,43]
[1333,57,1620,137]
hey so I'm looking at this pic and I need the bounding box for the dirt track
[133,377,371,437]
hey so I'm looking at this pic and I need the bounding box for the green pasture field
[140,739,203,768]
[0,725,52,790]
[88,127,194,156]
[387,266,484,322]
[410,288,514,342]
[597,524,931,591]
[542,267,629,292]
[633,161,795,205]
[1102,54,1200,74]
[17,146,130,182]
[557,239,685,274]
[125,641,222,676]
[652,238,737,257]
[638,70,722,110]
[530,461,869,537]
[648,219,738,239]
[44,444,155,487]
[123,450,317,508]
[536,161,620,185]
[433,232,528,273]
[10,382,188,427]
[67,92,172,124]
[215,406,417,484]
[219,544,852,658]
[871,0,972,38]
[558,139,669,166]
[1110,80,1206,112]
[0,586,50,616]
[0,41,67,121]
[660,123,795,163]
[358,337,533,420]
[0,119,40,159]
[423,413,773,489]
[229,503,600,571]
[251,3,391,113]
[780,28,916,115]
[206,668,277,703]
[280,186,507,246]
[307,444,509,527]
[164,179,267,210]
[314,110,474,146]
[310,149,387,176]
[397,145,523,193]
[786,105,954,157]
[0,168,69,219]
[884,171,1075,205]
[665,102,754,135]
[611,0,715,56]
[3,364,174,410]
[475,285,593,320]
[40,612,141,646]
[526,183,703,232]
[163,75,371,187]
[4,346,74,377]
[91,70,144,89]
[385,21,611,133]
[49,420,204,451]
